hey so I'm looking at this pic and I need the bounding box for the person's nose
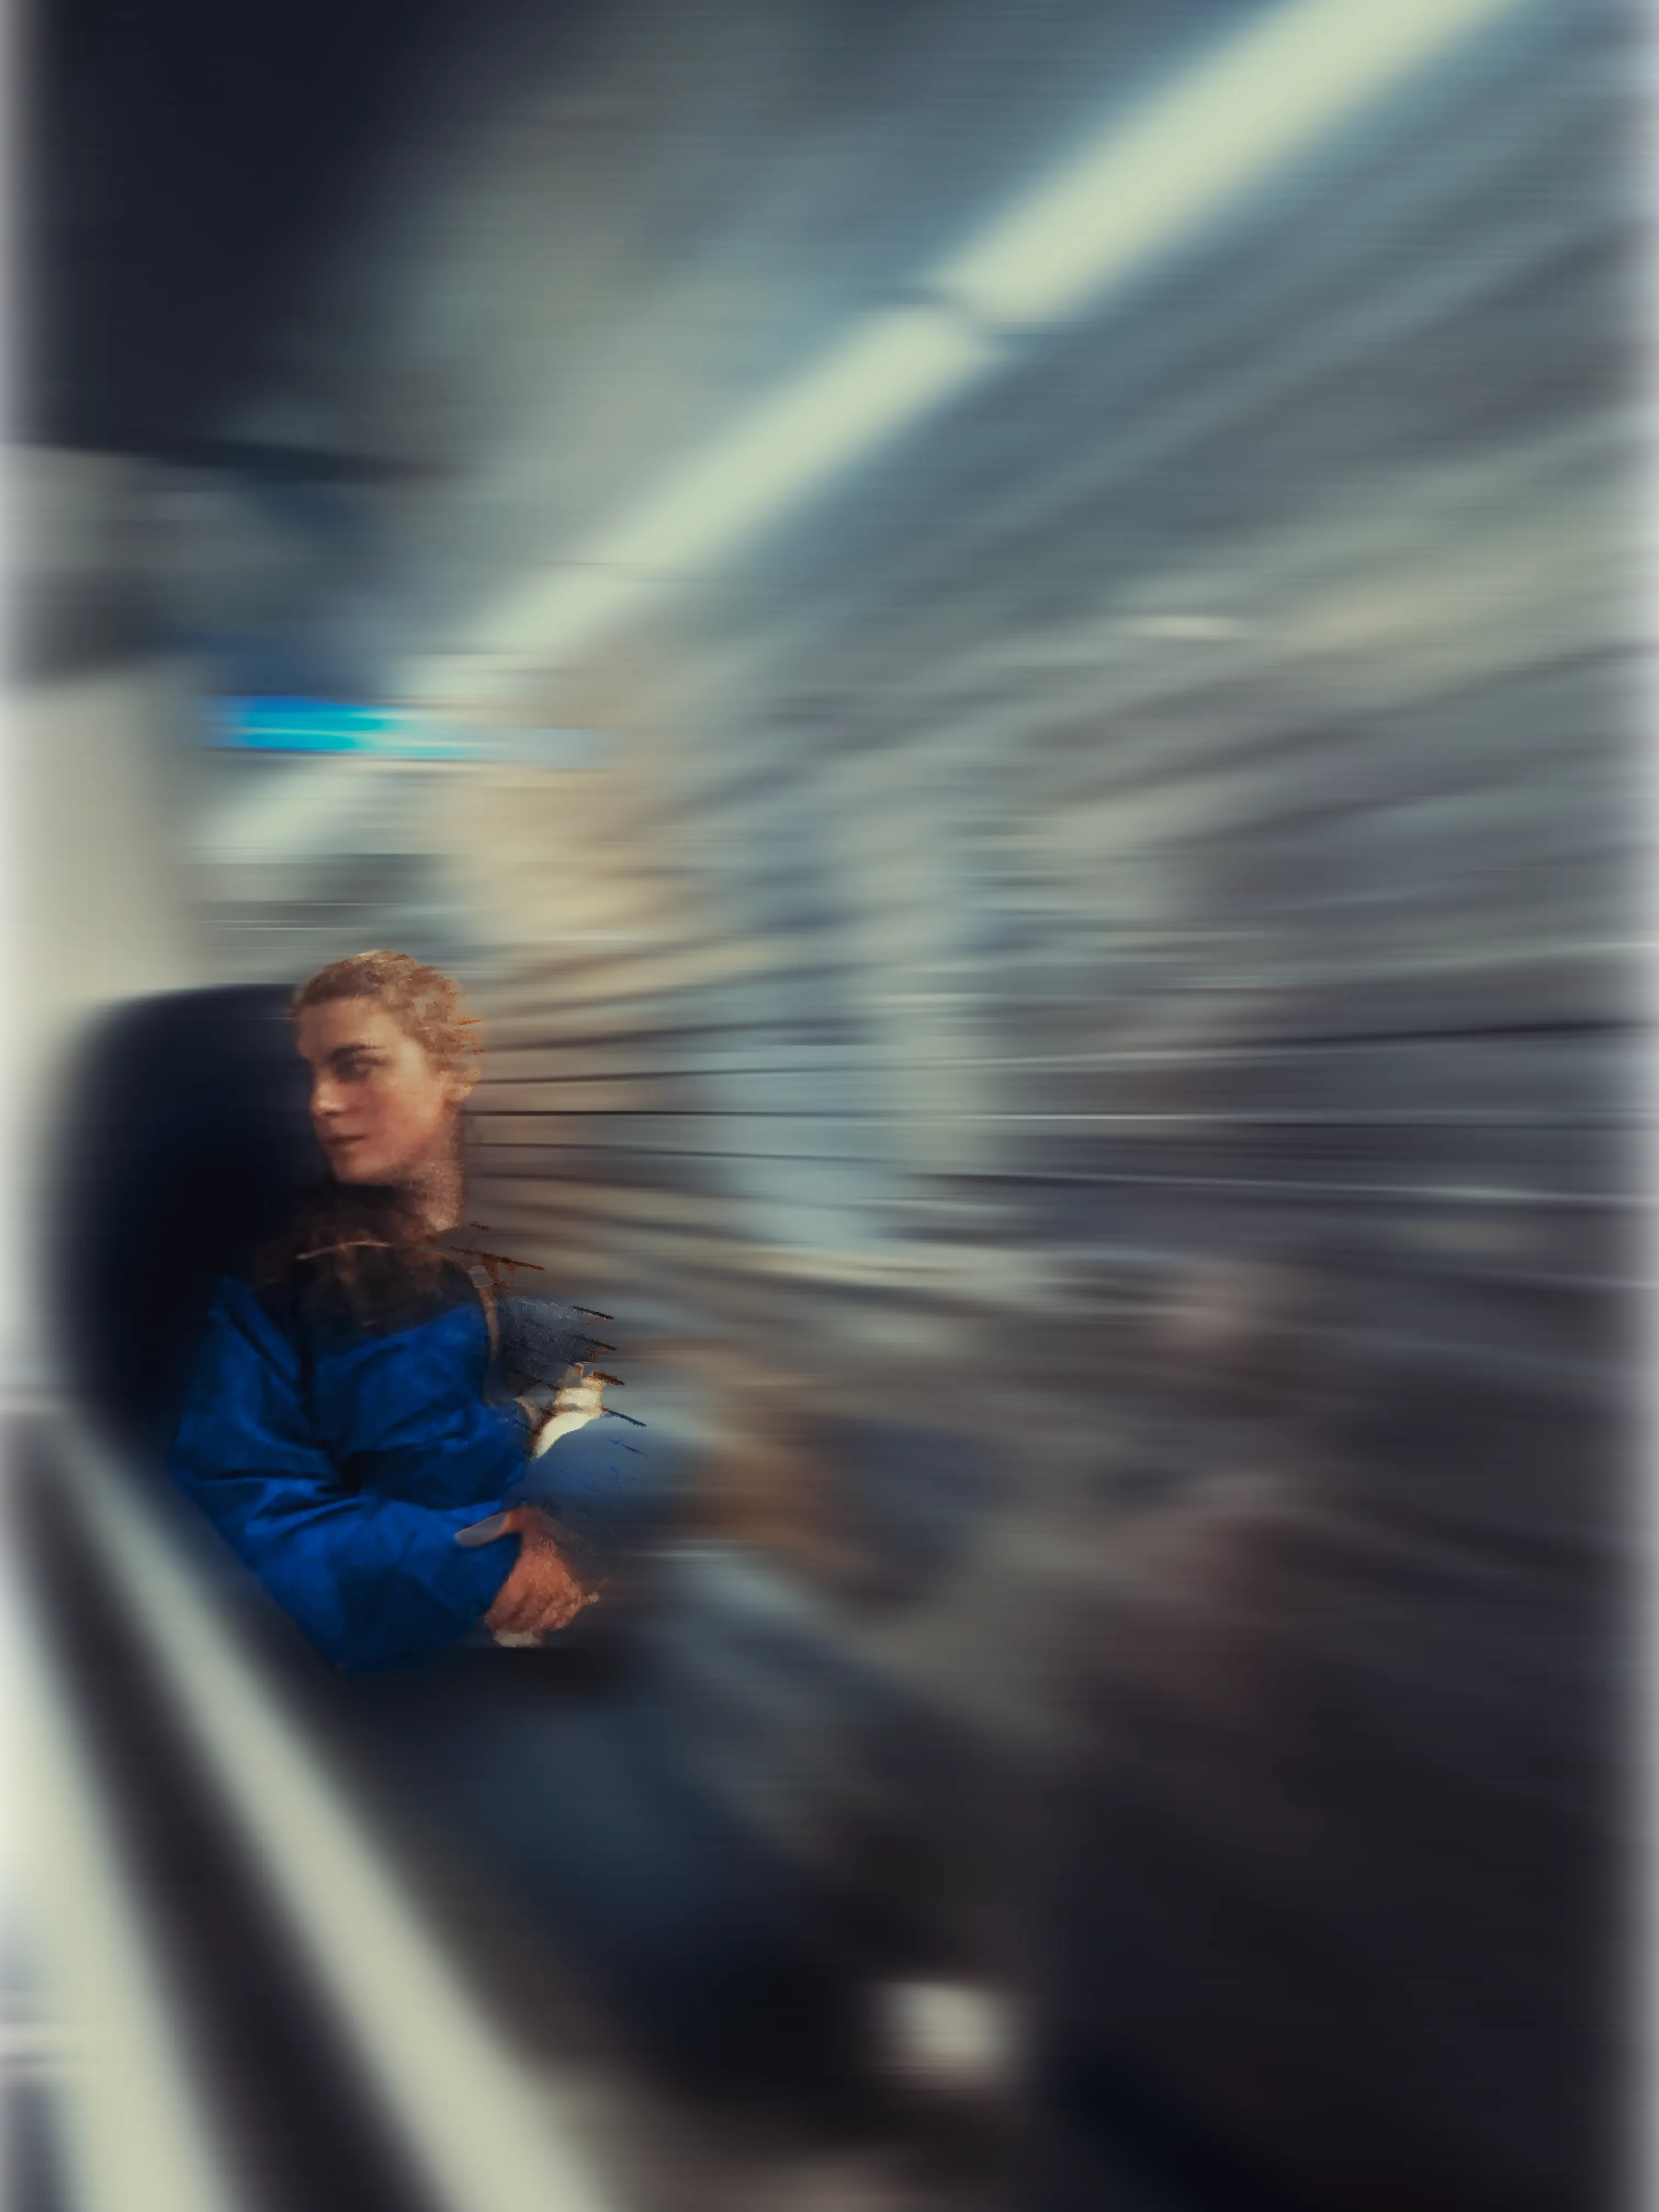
[311,1073,344,1122]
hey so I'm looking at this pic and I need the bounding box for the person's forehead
[296,997,409,1054]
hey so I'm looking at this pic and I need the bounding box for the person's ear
[447,1063,479,1107]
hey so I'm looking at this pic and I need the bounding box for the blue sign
[211,698,601,766]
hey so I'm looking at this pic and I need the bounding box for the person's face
[297,997,472,1186]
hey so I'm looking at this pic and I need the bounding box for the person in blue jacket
[168,949,608,1672]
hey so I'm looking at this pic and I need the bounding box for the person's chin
[325,1146,380,1183]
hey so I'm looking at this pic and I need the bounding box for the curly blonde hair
[289,950,482,1078]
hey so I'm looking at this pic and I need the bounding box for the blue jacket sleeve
[168,1279,520,1673]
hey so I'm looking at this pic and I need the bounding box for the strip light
[455,309,988,686]
[933,0,1529,325]
[432,0,1534,696]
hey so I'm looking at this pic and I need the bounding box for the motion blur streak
[17,0,1637,2205]
[1,1491,238,2212]
[53,1423,617,2212]
[442,0,1539,693]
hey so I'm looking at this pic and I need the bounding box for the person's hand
[529,1365,611,1459]
[483,1505,600,1642]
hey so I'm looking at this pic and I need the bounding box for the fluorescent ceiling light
[433,0,1536,695]
[936,0,1527,326]
[469,307,987,670]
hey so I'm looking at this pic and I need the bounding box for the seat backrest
[48,984,323,1462]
